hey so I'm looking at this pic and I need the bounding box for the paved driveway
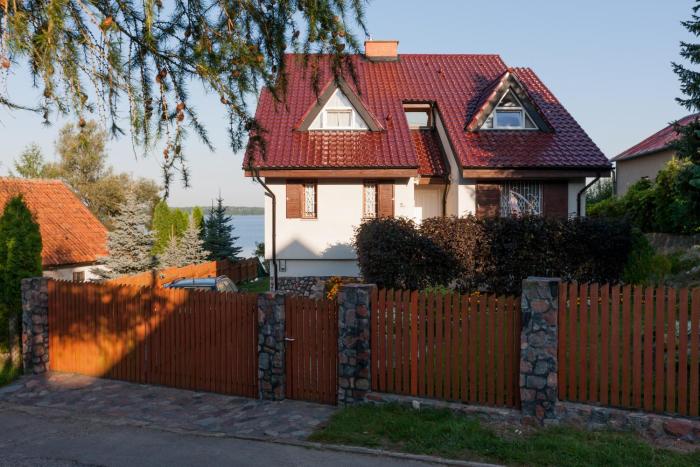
[0,372,335,439]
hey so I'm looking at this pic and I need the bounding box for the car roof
[169,278,217,287]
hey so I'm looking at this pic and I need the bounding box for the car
[163,276,238,292]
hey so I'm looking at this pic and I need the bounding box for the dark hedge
[354,216,634,295]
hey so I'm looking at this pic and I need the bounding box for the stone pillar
[257,292,286,401]
[21,277,50,374]
[520,277,560,426]
[337,284,373,405]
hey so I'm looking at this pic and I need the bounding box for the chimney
[364,40,399,61]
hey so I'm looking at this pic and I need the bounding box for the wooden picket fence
[285,296,338,405]
[558,282,700,416]
[48,280,258,397]
[371,289,521,408]
[107,258,259,288]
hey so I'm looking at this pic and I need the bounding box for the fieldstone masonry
[337,284,373,405]
[519,277,560,426]
[21,277,50,374]
[257,292,286,401]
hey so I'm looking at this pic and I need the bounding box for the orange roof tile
[0,178,108,267]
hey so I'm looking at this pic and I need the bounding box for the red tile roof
[0,178,108,267]
[411,129,447,176]
[245,54,609,172]
[612,113,700,162]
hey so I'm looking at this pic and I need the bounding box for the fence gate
[285,296,338,405]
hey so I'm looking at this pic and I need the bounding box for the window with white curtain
[303,182,317,218]
[500,181,542,217]
[363,182,377,218]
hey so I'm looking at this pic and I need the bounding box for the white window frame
[481,90,538,131]
[322,108,354,130]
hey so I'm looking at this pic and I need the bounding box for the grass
[0,359,20,388]
[237,276,270,293]
[310,404,700,467]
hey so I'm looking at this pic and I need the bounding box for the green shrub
[586,178,614,205]
[356,216,634,295]
[353,217,456,290]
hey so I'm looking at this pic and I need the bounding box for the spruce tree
[192,206,205,233]
[0,196,42,353]
[157,234,185,269]
[203,196,242,261]
[98,192,155,278]
[180,214,211,265]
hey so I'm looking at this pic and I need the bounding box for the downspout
[251,167,278,291]
[576,173,601,218]
[441,174,450,217]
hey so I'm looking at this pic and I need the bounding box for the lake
[229,215,264,258]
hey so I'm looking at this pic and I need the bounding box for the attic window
[404,104,432,129]
[309,88,369,130]
[481,90,538,130]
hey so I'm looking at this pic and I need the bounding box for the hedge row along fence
[107,258,259,288]
[559,282,700,417]
[354,216,634,295]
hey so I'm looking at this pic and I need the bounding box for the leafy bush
[586,178,614,206]
[353,217,457,290]
[356,216,634,295]
[589,159,700,234]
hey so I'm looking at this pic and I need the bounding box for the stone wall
[276,276,359,298]
[337,284,373,405]
[519,277,560,426]
[257,292,286,401]
[21,277,50,374]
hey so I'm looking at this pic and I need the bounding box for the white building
[244,41,611,292]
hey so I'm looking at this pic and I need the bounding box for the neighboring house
[612,113,698,195]
[244,40,611,288]
[0,178,108,281]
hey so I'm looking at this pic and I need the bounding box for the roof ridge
[0,177,65,184]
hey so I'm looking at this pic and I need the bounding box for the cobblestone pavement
[0,372,337,440]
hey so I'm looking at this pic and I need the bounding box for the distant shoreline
[175,206,264,216]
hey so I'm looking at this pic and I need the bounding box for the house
[611,113,698,195]
[0,178,108,281]
[244,40,611,291]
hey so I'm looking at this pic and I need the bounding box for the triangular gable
[466,71,553,132]
[297,78,383,131]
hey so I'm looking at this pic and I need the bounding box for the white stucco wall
[615,150,674,196]
[568,179,586,217]
[264,178,414,277]
[43,264,105,282]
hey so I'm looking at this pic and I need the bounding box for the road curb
[0,401,502,467]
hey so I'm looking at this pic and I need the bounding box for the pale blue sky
[0,0,694,207]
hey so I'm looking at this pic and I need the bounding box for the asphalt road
[0,406,438,467]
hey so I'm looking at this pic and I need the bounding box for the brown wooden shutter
[542,182,569,218]
[286,181,303,218]
[475,183,501,218]
[377,181,394,218]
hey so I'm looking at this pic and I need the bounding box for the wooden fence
[285,296,338,405]
[107,258,259,288]
[558,282,700,416]
[371,289,521,408]
[48,280,258,397]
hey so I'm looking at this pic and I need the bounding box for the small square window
[495,110,523,128]
[73,271,85,282]
[325,109,352,128]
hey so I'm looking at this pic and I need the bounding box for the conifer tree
[192,206,205,233]
[0,196,42,353]
[151,200,189,254]
[180,214,210,265]
[157,234,185,269]
[98,192,155,278]
[0,2,368,191]
[203,195,242,261]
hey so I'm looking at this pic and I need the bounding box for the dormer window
[481,90,537,130]
[309,89,369,130]
[404,103,433,129]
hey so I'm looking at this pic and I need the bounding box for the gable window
[303,182,317,218]
[482,90,538,130]
[404,103,432,129]
[500,181,542,217]
[309,88,369,130]
[363,182,378,218]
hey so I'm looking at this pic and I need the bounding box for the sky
[0,0,695,207]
